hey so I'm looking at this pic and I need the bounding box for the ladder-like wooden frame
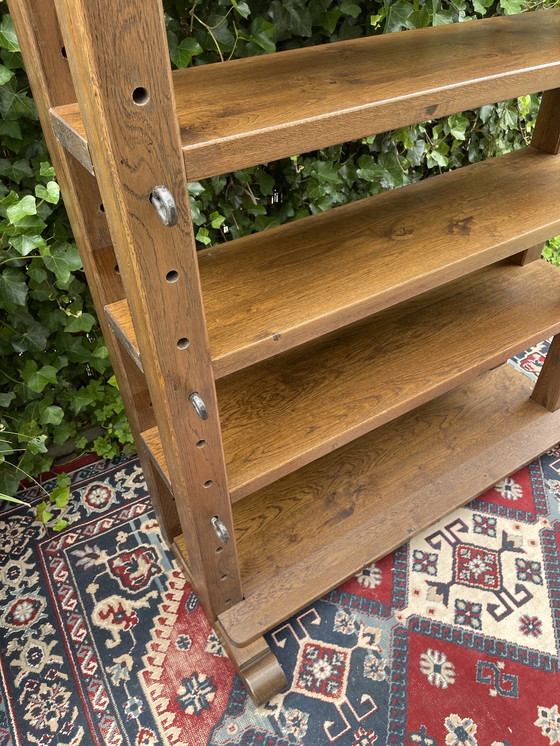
[9,0,560,703]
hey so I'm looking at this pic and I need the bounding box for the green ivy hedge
[1,0,559,497]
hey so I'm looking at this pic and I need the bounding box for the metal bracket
[150,185,178,227]
[189,392,209,420]
[211,516,230,543]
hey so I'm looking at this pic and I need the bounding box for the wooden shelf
[50,9,560,180]
[141,259,560,502]
[206,363,560,645]
[105,147,560,377]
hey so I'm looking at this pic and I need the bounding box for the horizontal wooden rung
[50,9,560,180]
[104,147,560,378]
[141,259,560,502]
[213,364,560,645]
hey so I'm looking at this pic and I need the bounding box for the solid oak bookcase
[10,0,560,703]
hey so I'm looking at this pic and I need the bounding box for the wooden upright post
[530,88,560,411]
[7,0,181,543]
[52,0,242,619]
[532,88,560,155]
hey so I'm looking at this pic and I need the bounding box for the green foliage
[1,0,559,499]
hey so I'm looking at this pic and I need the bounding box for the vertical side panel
[7,0,181,543]
[54,0,242,616]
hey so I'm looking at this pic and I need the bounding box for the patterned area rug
[1,344,559,746]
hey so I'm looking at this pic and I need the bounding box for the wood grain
[532,88,560,155]
[199,147,560,377]
[50,9,560,180]
[105,299,142,371]
[216,364,560,645]
[54,0,242,619]
[142,259,560,501]
[509,241,544,266]
[104,148,560,378]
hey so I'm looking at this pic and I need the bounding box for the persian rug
[1,343,559,746]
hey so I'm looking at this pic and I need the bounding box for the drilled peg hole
[177,338,190,350]
[215,546,223,553]
[166,270,179,283]
[221,574,228,581]
[203,480,213,489]
[61,46,67,59]
[196,440,206,449]
[132,86,149,105]
[114,265,120,275]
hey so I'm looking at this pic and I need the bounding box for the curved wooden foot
[215,622,288,706]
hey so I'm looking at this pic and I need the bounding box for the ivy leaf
[340,1,361,18]
[383,0,415,32]
[9,233,45,256]
[499,0,524,13]
[0,392,15,407]
[10,319,49,352]
[39,162,56,180]
[53,518,69,532]
[447,113,469,141]
[6,194,37,223]
[43,243,82,285]
[0,468,20,498]
[196,227,212,246]
[40,405,64,426]
[64,312,96,333]
[25,365,58,394]
[244,18,276,53]
[0,16,19,53]
[35,180,60,205]
[255,169,275,196]
[0,82,37,121]
[209,212,226,229]
[432,8,454,24]
[356,155,385,182]
[51,422,76,445]
[0,119,21,139]
[70,390,96,416]
[231,0,251,18]
[0,64,13,85]
[318,10,342,33]
[171,37,203,68]
[27,434,48,454]
[57,473,71,488]
[0,267,27,306]
[49,485,70,507]
[271,0,313,37]
[36,501,53,523]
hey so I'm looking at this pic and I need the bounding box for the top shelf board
[50,9,560,181]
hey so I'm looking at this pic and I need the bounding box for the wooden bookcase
[10,0,560,703]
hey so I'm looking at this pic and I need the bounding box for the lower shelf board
[176,363,560,646]
[143,259,560,503]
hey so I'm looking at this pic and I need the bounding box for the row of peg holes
[92,72,231,595]
[164,264,227,590]
[163,267,226,586]
[61,45,149,108]
[61,44,149,108]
